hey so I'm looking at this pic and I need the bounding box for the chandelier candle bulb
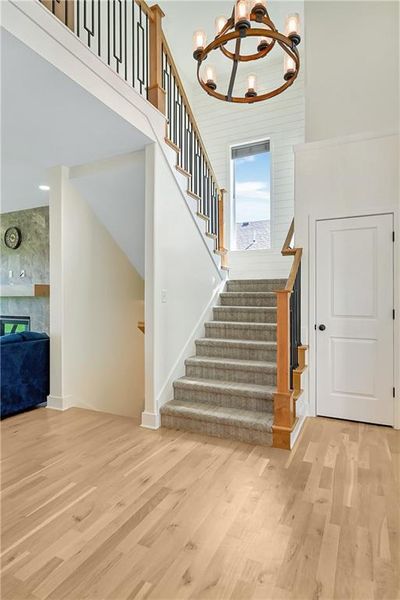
[245,73,258,97]
[205,65,217,90]
[251,0,267,21]
[257,34,271,51]
[215,16,227,35]
[285,13,301,45]
[193,30,206,60]
[284,54,296,80]
[235,0,251,32]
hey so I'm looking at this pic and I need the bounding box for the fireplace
[0,315,31,336]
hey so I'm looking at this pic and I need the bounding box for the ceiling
[1,28,151,213]
[158,0,304,88]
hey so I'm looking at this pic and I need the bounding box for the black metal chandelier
[192,1,301,103]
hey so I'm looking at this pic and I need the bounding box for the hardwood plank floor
[1,408,399,600]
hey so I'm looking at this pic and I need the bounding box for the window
[231,140,271,251]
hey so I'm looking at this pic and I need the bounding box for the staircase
[160,278,286,446]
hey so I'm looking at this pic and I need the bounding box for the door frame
[306,207,399,428]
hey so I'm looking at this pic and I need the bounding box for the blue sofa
[1,331,49,418]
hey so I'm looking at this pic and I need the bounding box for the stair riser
[161,414,273,446]
[205,323,276,342]
[185,364,276,386]
[195,343,276,362]
[173,386,273,412]
[220,295,277,307]
[226,280,285,293]
[213,307,277,323]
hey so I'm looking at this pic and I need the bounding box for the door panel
[316,214,394,425]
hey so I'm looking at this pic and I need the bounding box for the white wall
[295,133,400,424]
[304,0,399,142]
[48,166,145,419]
[142,143,224,428]
[188,57,304,279]
[70,152,146,278]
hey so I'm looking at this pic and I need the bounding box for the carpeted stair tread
[228,279,286,285]
[215,306,277,312]
[174,376,275,398]
[196,338,277,349]
[161,400,274,432]
[220,292,277,307]
[220,292,277,298]
[185,356,276,373]
[213,306,277,323]
[226,279,287,293]
[206,321,277,329]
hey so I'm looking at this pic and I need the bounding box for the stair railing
[38,0,227,263]
[273,218,302,449]
[160,31,225,251]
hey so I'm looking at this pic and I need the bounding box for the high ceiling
[1,29,150,213]
[159,0,304,88]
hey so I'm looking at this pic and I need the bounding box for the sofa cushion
[20,332,49,342]
[0,333,24,345]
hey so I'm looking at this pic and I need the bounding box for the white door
[316,214,394,425]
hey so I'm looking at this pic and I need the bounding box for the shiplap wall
[188,56,305,279]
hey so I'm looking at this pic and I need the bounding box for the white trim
[290,414,306,449]
[46,395,72,411]
[307,207,399,428]
[294,130,399,154]
[141,411,161,430]
[156,278,227,410]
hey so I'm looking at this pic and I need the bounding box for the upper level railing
[39,0,227,264]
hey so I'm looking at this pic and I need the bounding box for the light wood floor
[1,408,399,600]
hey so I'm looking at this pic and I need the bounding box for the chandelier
[192,1,301,103]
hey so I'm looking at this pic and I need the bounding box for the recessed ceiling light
[39,185,50,191]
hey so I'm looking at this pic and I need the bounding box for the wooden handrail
[160,32,220,192]
[160,30,227,265]
[39,0,74,30]
[281,218,302,291]
[273,218,303,449]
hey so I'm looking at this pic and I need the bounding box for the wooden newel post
[148,5,166,114]
[218,189,228,269]
[272,290,295,449]
[217,189,225,253]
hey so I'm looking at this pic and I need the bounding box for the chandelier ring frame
[195,15,300,104]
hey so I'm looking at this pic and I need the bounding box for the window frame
[229,137,273,252]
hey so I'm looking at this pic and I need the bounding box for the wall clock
[4,227,22,250]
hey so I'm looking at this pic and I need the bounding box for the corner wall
[48,166,144,419]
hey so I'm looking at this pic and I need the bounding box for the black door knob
[318,324,326,331]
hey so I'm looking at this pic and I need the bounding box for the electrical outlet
[161,289,167,303]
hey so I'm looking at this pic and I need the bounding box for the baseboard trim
[290,414,306,449]
[141,411,160,430]
[46,395,72,411]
